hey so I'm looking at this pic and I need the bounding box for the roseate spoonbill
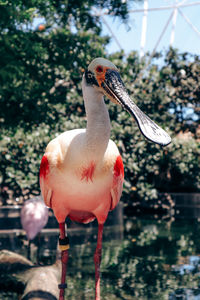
[39,58,171,300]
[21,196,49,259]
[21,196,49,240]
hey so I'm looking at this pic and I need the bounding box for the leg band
[58,283,67,289]
[59,236,70,251]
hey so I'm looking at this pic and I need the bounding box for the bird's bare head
[85,58,126,105]
[84,58,171,146]
[88,57,118,73]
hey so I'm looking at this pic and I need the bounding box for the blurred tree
[0,1,199,209]
[109,51,200,208]
[0,0,136,203]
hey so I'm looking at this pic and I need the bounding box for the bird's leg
[58,222,69,300]
[27,240,31,260]
[94,223,104,300]
[36,233,41,264]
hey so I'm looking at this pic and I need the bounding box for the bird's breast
[80,161,96,182]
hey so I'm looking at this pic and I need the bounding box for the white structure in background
[170,1,178,46]
[140,0,148,57]
[98,0,200,59]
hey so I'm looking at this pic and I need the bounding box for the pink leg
[58,222,69,300]
[94,223,104,300]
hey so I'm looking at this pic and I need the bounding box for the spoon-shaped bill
[102,69,171,146]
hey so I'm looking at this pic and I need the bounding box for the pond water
[1,216,200,300]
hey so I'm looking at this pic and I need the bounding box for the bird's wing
[110,155,124,210]
[39,155,53,208]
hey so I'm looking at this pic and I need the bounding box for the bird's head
[84,57,171,146]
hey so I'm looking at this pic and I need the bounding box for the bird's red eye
[96,65,103,73]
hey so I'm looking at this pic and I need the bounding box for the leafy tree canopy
[0,0,199,209]
[0,0,136,128]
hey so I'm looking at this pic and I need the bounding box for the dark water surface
[1,216,200,299]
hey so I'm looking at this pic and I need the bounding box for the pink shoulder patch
[40,155,49,178]
[81,161,96,182]
[110,155,124,211]
[114,155,124,178]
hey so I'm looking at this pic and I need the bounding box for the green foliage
[0,0,199,206]
[108,50,200,207]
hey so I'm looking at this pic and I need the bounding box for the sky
[101,0,200,56]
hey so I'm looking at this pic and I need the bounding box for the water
[1,217,200,299]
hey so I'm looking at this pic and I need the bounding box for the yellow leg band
[59,236,69,251]
[59,244,70,251]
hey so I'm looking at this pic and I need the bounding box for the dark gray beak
[101,69,171,146]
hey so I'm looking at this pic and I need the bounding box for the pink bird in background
[21,195,49,241]
[39,58,171,300]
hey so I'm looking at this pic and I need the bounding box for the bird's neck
[82,79,111,155]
